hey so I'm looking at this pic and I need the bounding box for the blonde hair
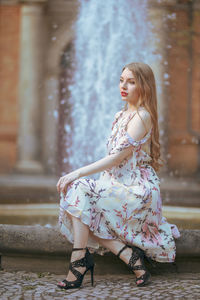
[122,62,163,171]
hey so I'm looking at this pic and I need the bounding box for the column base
[14,160,44,174]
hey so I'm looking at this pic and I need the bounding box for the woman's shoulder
[128,107,152,132]
[134,108,151,128]
[137,107,151,119]
[114,107,151,126]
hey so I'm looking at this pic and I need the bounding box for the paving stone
[0,271,200,299]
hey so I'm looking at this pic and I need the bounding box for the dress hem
[59,204,177,264]
[60,204,119,241]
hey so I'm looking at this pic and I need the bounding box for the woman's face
[119,68,139,105]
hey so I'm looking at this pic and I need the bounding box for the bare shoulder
[128,108,152,134]
[137,108,151,122]
[131,108,151,124]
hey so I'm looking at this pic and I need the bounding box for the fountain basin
[0,224,199,274]
[0,203,200,230]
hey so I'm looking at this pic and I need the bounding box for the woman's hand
[56,170,80,195]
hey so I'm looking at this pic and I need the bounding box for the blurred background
[0,0,199,228]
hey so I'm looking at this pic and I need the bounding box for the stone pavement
[0,270,200,300]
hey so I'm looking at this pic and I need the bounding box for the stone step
[0,174,58,204]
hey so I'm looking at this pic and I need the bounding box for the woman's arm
[57,110,151,194]
[79,110,152,178]
[57,147,133,194]
[78,147,133,177]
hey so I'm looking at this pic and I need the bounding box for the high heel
[57,247,94,290]
[144,253,157,268]
[117,245,151,287]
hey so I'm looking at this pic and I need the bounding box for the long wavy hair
[122,62,163,171]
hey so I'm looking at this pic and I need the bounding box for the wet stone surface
[0,271,200,299]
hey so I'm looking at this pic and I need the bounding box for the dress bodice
[107,108,152,164]
[100,108,159,186]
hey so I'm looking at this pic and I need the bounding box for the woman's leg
[58,215,90,284]
[59,214,144,285]
[72,214,89,248]
[89,232,145,285]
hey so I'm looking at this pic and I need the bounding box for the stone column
[15,0,47,173]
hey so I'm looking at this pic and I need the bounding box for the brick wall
[0,5,20,173]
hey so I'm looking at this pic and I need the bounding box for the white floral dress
[59,108,181,263]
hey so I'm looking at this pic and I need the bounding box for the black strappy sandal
[117,245,151,287]
[57,247,94,289]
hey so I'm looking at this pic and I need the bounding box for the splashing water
[63,0,159,176]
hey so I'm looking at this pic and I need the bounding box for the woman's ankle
[118,247,132,264]
[71,248,86,262]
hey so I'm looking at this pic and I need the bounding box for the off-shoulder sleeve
[109,131,151,155]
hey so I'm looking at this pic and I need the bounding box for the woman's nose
[121,82,127,89]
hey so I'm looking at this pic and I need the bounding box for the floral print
[59,108,181,263]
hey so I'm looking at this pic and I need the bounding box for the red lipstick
[121,91,128,97]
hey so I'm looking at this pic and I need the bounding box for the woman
[56,62,181,289]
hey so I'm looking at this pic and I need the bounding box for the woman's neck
[125,103,137,112]
[128,102,138,112]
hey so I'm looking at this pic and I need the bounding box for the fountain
[60,0,161,176]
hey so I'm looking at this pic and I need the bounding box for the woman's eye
[130,81,135,84]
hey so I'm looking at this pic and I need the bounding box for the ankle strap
[72,247,87,251]
[117,245,128,258]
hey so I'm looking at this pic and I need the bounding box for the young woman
[56,62,180,289]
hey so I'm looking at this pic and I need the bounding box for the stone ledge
[0,224,70,255]
[0,225,200,257]
[0,174,58,203]
[0,225,200,274]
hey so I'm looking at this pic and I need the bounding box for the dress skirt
[59,166,180,263]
